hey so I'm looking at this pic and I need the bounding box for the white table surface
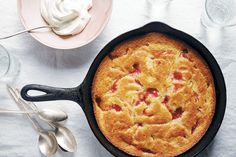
[0,0,236,157]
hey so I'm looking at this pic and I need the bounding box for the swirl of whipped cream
[41,0,92,35]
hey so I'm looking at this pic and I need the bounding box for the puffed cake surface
[92,33,215,157]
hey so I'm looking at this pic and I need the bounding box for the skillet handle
[21,84,82,103]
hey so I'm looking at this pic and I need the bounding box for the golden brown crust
[92,33,215,157]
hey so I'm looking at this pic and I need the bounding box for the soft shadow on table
[39,150,76,157]
[198,24,222,46]
[55,149,76,157]
[197,22,235,58]
[196,139,216,157]
[73,125,113,157]
[145,0,172,22]
[198,22,236,71]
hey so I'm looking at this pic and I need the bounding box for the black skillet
[21,22,226,157]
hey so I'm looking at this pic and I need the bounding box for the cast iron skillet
[21,22,226,157]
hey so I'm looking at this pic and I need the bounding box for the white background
[0,0,236,156]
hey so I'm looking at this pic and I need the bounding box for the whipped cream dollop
[41,0,92,35]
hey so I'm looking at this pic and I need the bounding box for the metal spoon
[0,108,68,122]
[38,131,58,157]
[33,108,68,123]
[0,25,54,40]
[10,86,77,153]
[24,110,58,157]
[27,99,77,152]
[16,100,58,157]
[50,123,77,152]
[7,85,68,123]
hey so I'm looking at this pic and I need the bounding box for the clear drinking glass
[201,0,236,27]
[0,44,20,83]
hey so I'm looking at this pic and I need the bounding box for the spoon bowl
[53,124,77,152]
[38,131,58,156]
[38,108,68,123]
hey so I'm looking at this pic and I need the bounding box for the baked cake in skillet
[92,33,215,157]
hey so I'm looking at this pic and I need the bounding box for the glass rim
[0,44,11,78]
[204,0,236,27]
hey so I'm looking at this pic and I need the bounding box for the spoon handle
[14,88,56,129]
[14,88,56,130]
[0,25,53,40]
[0,109,35,114]
[7,85,43,132]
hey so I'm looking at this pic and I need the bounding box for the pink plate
[17,0,113,49]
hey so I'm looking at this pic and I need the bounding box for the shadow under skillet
[196,139,216,157]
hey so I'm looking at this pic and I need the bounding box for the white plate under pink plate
[17,0,113,49]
